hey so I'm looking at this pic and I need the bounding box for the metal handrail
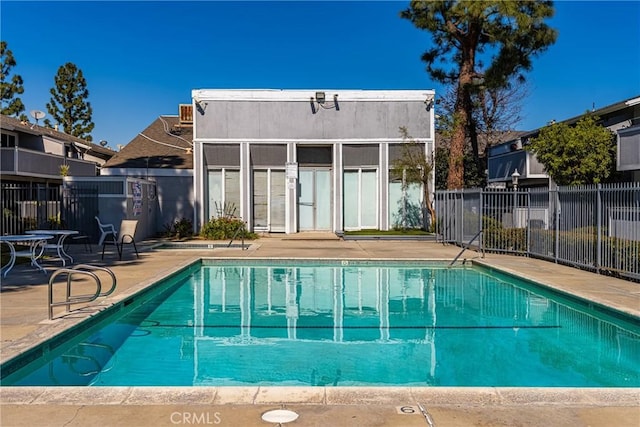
[227,221,247,250]
[73,264,117,297]
[48,264,117,319]
[448,230,484,267]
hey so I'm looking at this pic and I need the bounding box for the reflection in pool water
[4,262,639,387]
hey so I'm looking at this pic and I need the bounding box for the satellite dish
[30,110,46,124]
[99,140,108,147]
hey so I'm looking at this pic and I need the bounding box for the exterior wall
[155,175,194,229]
[196,100,431,140]
[100,168,194,234]
[617,124,640,172]
[64,176,158,242]
[192,89,435,233]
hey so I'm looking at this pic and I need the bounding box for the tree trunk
[423,186,436,232]
[447,80,470,189]
[447,21,479,190]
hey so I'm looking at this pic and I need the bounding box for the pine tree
[0,41,26,117]
[401,1,557,189]
[46,62,94,141]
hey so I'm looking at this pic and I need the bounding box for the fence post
[479,188,484,253]
[526,189,531,257]
[554,188,560,264]
[596,183,602,273]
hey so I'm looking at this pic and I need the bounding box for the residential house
[191,89,435,234]
[487,95,640,188]
[1,114,114,234]
[99,106,194,235]
[1,114,114,184]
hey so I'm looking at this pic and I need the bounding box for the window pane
[225,170,240,217]
[270,170,286,231]
[404,183,423,228]
[388,179,403,229]
[361,170,377,228]
[253,170,268,228]
[343,171,359,229]
[207,170,222,219]
[316,170,332,230]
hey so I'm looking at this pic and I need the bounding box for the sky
[1,1,639,149]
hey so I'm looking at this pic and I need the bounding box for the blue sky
[2,1,639,148]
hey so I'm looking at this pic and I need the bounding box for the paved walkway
[1,235,639,426]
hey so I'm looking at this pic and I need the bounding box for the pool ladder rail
[48,264,117,320]
[449,230,484,267]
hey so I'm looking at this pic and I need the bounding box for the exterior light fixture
[511,169,520,190]
[424,94,435,111]
[194,96,207,114]
[310,92,339,114]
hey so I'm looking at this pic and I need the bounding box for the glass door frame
[297,167,333,231]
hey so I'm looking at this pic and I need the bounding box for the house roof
[102,115,193,170]
[0,114,115,158]
[435,129,528,156]
[490,94,640,150]
[558,95,640,127]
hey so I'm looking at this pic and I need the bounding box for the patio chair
[95,217,117,246]
[116,219,139,260]
[98,218,140,260]
[65,232,92,253]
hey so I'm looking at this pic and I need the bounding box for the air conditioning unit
[179,104,193,124]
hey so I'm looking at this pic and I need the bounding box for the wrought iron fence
[435,183,640,281]
[1,183,98,241]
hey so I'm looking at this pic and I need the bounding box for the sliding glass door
[343,169,378,230]
[252,169,286,232]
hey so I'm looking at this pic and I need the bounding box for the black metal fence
[1,183,99,241]
[435,183,640,281]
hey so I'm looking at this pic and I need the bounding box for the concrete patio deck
[1,235,639,426]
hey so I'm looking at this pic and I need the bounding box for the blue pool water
[3,260,639,387]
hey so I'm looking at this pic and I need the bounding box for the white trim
[192,89,434,102]
[624,97,640,106]
[194,138,433,144]
[101,168,193,177]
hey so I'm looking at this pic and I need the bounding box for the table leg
[29,239,48,274]
[1,241,17,278]
[57,235,74,264]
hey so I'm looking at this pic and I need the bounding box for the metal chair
[116,220,139,260]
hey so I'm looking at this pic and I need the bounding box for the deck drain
[261,409,299,424]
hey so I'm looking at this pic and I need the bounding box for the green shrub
[162,218,194,239]
[199,217,257,240]
[483,227,527,251]
[173,218,193,239]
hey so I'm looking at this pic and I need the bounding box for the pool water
[3,261,639,387]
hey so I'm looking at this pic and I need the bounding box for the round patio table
[27,230,79,266]
[0,234,53,278]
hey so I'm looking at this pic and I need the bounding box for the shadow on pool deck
[1,235,639,427]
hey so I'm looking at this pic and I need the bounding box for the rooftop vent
[179,104,193,125]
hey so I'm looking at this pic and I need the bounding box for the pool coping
[2,255,639,408]
[2,385,638,407]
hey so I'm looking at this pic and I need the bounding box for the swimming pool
[2,260,639,387]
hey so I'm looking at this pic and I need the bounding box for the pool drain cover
[261,409,299,424]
